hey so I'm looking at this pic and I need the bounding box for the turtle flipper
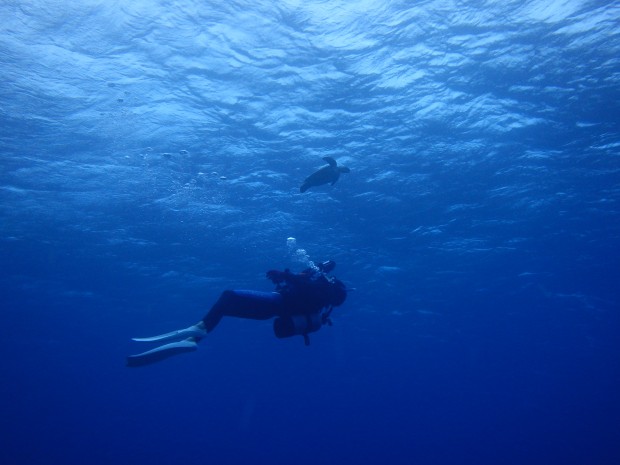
[322,156,337,167]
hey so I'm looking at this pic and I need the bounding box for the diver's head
[318,260,336,274]
[330,279,347,307]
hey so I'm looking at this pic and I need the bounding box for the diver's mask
[317,260,336,273]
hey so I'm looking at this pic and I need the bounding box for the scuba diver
[127,260,347,367]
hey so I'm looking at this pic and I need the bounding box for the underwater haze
[1,0,619,464]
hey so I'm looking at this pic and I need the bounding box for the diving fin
[132,323,206,343]
[126,339,198,367]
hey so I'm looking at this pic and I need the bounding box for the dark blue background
[1,1,620,464]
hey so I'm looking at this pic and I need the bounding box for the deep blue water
[1,1,620,464]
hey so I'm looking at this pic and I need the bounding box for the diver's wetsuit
[201,267,345,333]
[126,263,347,367]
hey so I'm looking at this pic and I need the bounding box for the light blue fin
[126,339,198,367]
[132,324,205,343]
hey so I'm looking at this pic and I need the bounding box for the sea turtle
[300,157,350,193]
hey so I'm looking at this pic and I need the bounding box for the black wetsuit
[202,268,345,333]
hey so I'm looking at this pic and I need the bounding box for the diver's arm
[266,269,292,285]
[267,268,315,287]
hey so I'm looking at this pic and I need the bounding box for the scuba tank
[273,313,323,346]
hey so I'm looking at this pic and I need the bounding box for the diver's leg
[126,290,282,367]
[202,290,283,332]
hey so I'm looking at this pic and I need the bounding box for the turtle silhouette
[300,157,350,193]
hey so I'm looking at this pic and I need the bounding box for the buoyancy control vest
[273,312,324,346]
